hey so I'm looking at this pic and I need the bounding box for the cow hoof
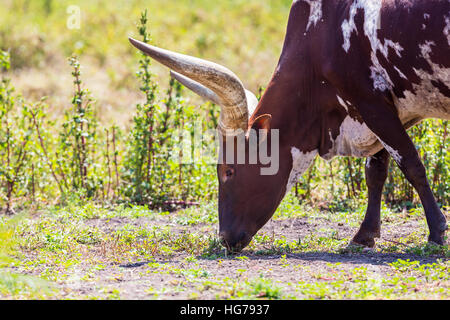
[428,223,448,246]
[350,235,376,249]
[427,236,446,246]
[427,241,444,247]
[351,227,380,249]
[344,241,376,253]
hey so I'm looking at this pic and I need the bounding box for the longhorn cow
[130,0,449,252]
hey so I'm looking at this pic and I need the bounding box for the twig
[105,128,112,198]
[382,238,409,248]
[30,110,65,196]
[112,126,119,198]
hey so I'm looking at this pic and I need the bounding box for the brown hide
[218,0,449,251]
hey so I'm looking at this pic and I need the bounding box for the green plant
[122,10,160,205]
[0,51,34,214]
[59,56,100,198]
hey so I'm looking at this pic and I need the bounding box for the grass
[1,198,448,300]
[0,0,448,301]
[1,0,293,126]
[292,260,449,299]
[0,214,54,298]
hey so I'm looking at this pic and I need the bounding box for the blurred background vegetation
[1,0,292,125]
[0,0,448,298]
[0,0,448,213]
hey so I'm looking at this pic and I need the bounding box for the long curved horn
[244,89,259,118]
[129,37,249,133]
[170,71,259,117]
[170,71,223,106]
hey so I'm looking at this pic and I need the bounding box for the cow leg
[351,149,390,248]
[359,104,448,245]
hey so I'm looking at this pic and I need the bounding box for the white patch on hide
[366,157,371,169]
[375,40,450,162]
[285,148,318,195]
[369,39,404,91]
[444,15,450,46]
[420,40,434,57]
[394,66,408,79]
[337,95,348,111]
[341,0,382,52]
[394,41,450,121]
[305,0,323,31]
[322,116,382,160]
[340,0,406,92]
[341,21,355,52]
[370,54,392,92]
[378,39,404,58]
[370,38,404,91]
[378,139,402,164]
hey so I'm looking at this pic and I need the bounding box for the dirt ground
[13,205,445,300]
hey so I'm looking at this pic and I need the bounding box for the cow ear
[251,114,272,131]
[250,114,272,144]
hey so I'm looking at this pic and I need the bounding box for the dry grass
[3,0,293,127]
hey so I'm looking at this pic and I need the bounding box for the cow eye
[219,166,235,183]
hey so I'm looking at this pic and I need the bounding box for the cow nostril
[219,231,251,252]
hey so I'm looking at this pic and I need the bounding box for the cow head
[129,38,290,252]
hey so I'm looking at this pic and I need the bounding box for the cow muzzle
[219,230,252,253]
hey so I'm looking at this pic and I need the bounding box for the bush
[0,10,447,214]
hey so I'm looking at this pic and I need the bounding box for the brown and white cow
[130,0,449,252]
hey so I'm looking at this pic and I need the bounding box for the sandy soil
[39,210,447,300]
